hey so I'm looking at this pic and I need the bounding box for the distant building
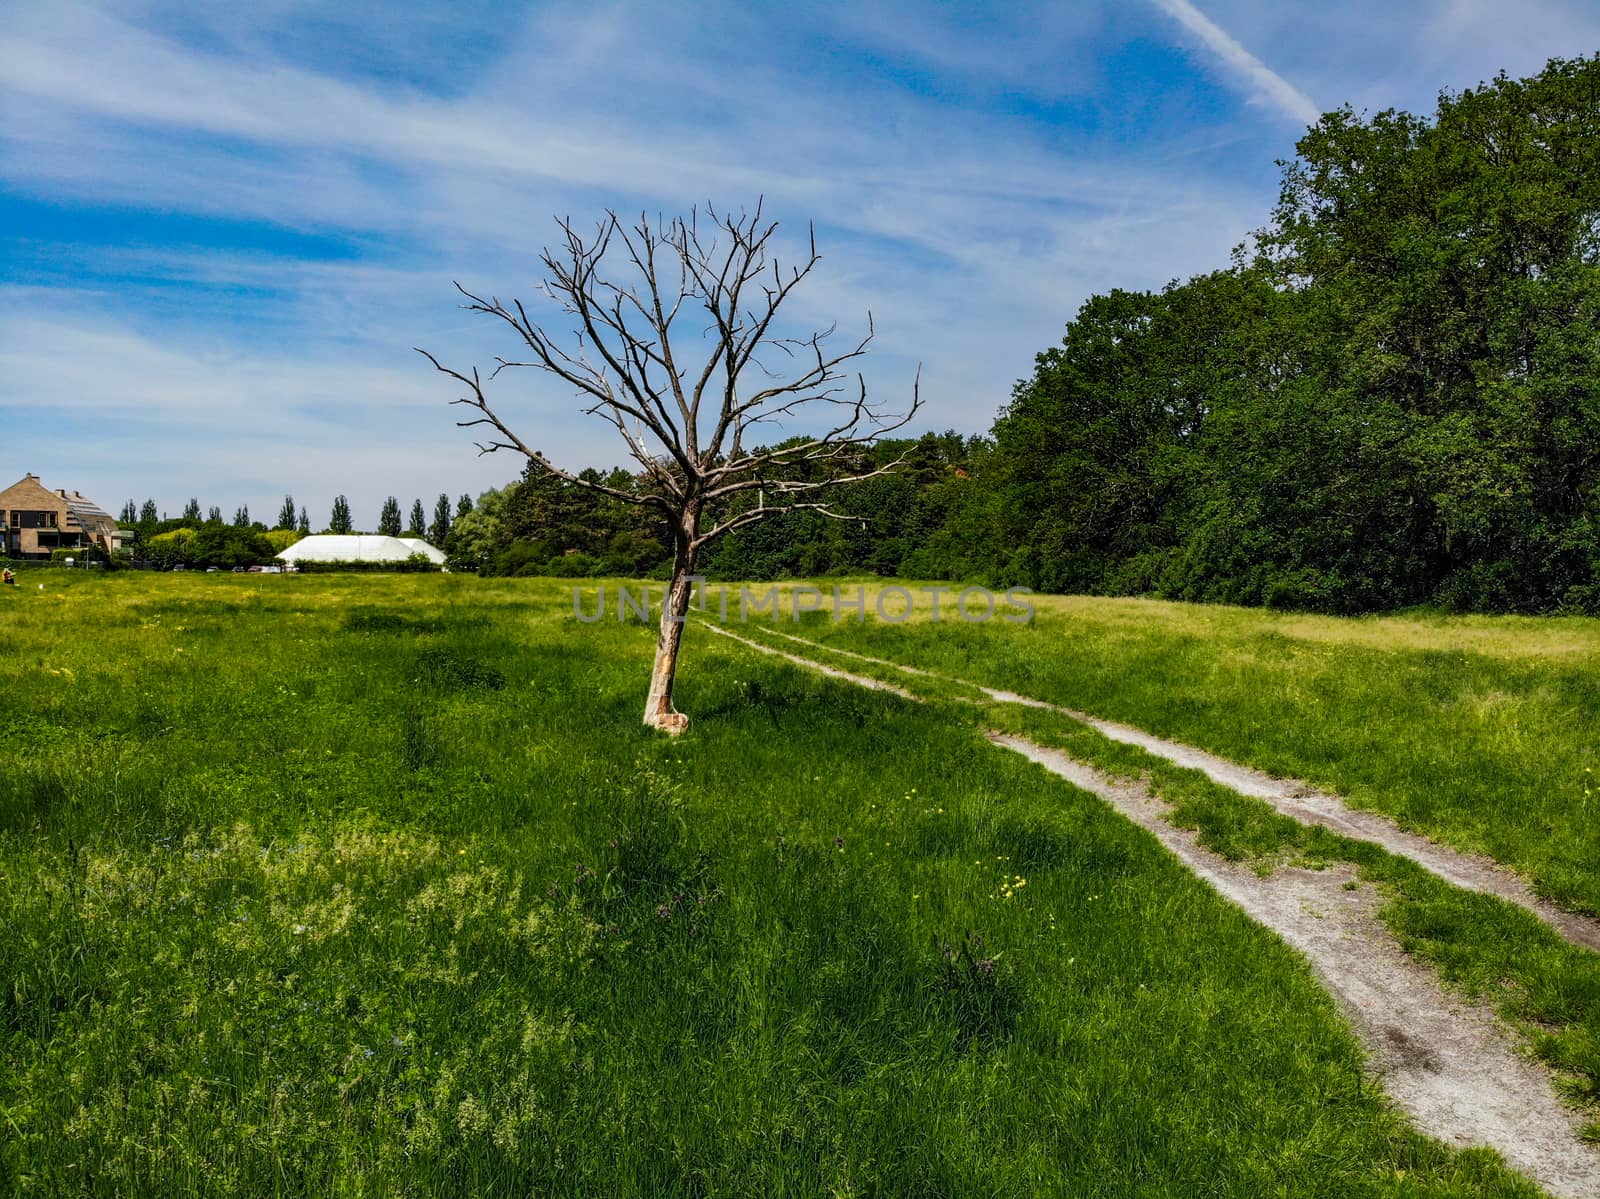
[277,534,446,567]
[0,474,120,560]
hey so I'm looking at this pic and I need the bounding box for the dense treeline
[444,436,982,582]
[449,57,1600,613]
[982,54,1600,613]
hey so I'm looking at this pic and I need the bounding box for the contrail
[1149,0,1321,126]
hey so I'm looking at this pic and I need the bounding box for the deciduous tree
[421,203,918,731]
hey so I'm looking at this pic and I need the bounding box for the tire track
[995,733,1600,1199]
[703,619,1600,1196]
[741,624,1600,953]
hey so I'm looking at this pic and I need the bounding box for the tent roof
[278,534,445,564]
[396,538,447,563]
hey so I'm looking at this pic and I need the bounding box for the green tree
[182,498,201,522]
[950,53,1600,614]
[1242,55,1600,610]
[233,505,250,528]
[429,494,452,546]
[298,506,311,536]
[407,498,427,537]
[329,495,353,535]
[378,496,403,537]
[276,495,297,530]
[144,527,197,569]
[445,488,505,572]
[455,493,474,520]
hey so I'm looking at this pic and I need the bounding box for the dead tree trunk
[644,531,697,733]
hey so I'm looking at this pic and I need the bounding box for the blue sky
[3,0,1597,528]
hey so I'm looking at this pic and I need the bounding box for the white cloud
[1147,0,1321,125]
[0,3,1270,419]
[0,303,550,521]
[1418,0,1600,80]
[3,0,1418,516]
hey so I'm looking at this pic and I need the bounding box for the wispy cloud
[1147,0,1321,125]
[5,0,1586,516]
[1,1,1278,515]
[0,302,528,525]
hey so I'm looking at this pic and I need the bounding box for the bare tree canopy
[420,201,920,731]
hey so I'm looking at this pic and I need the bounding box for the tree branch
[415,347,676,511]
[417,203,920,552]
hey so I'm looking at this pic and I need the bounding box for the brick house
[0,474,121,560]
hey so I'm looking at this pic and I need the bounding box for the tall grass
[0,575,1546,1195]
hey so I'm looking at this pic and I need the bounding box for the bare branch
[418,203,919,545]
[712,363,922,485]
[415,347,675,511]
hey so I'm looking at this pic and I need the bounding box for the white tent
[277,534,446,566]
[396,537,446,562]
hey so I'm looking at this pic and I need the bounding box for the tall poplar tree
[378,496,403,536]
[329,495,353,535]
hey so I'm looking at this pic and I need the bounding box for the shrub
[292,555,439,574]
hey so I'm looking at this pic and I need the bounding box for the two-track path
[744,625,1600,953]
[699,620,1600,1198]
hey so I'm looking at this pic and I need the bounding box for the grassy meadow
[0,572,1577,1196]
[777,588,1600,916]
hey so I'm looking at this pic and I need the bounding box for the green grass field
[778,589,1600,917]
[0,573,1582,1196]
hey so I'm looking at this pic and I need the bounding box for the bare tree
[419,202,920,733]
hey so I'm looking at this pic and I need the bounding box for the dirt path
[706,621,1600,1197]
[746,625,1600,954]
[701,622,917,699]
[995,734,1600,1199]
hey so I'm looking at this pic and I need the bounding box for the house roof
[0,475,118,532]
[0,474,66,511]
[63,494,116,532]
